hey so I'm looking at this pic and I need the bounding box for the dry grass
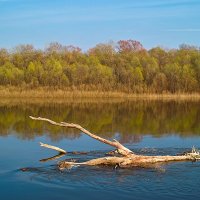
[0,86,200,101]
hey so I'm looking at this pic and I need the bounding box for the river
[0,99,200,200]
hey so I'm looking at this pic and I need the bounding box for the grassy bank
[0,87,200,100]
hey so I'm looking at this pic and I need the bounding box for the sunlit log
[30,116,200,169]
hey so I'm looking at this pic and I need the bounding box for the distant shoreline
[0,87,200,100]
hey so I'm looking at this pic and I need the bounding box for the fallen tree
[30,116,200,170]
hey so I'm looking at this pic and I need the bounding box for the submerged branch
[40,153,65,162]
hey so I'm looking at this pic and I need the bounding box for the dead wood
[39,142,66,154]
[30,116,200,169]
[58,154,200,170]
[30,116,133,156]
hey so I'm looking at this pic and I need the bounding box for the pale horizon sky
[0,0,200,50]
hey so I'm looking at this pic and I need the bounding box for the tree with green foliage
[0,40,200,93]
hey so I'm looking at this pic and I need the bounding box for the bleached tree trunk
[30,116,200,170]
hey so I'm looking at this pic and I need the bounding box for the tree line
[0,40,200,93]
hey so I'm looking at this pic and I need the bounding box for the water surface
[0,99,200,200]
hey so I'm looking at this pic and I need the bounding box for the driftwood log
[30,116,200,170]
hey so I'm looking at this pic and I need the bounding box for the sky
[0,0,200,50]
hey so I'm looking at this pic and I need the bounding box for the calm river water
[0,99,200,200]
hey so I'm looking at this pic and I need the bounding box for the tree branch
[29,116,133,156]
[39,142,66,154]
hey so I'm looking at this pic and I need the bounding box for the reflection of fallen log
[39,151,88,163]
[39,153,65,162]
[30,116,200,169]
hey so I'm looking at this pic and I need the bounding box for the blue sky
[0,0,200,50]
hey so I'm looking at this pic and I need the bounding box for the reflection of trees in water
[0,100,200,143]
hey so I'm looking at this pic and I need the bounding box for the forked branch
[29,116,133,156]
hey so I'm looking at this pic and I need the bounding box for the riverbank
[0,87,200,100]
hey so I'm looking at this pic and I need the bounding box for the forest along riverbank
[1,42,200,95]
